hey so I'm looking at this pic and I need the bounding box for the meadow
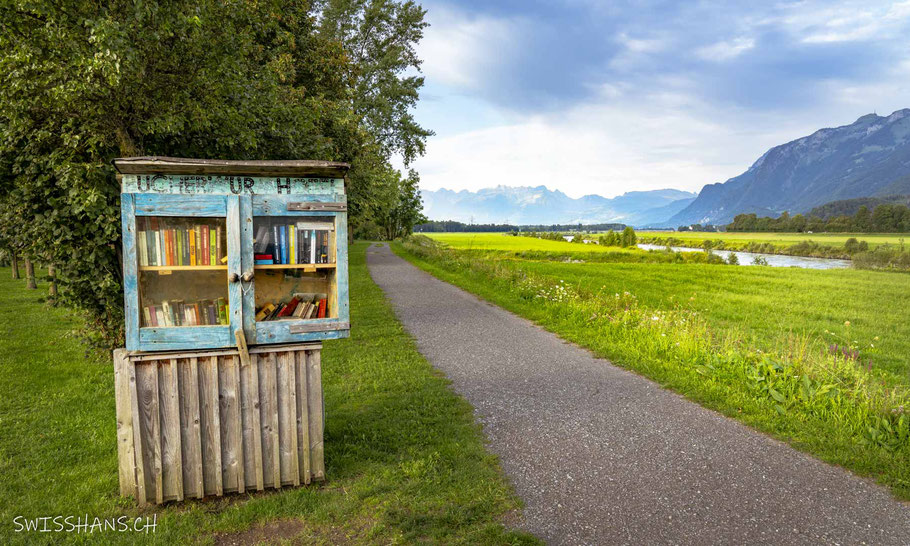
[637,230,907,250]
[397,233,910,499]
[0,243,536,545]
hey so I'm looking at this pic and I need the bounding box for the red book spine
[278,297,299,317]
[166,230,174,266]
[317,298,326,319]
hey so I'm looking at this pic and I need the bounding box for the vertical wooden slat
[242,353,264,491]
[269,353,281,488]
[219,355,244,493]
[127,357,147,505]
[159,359,183,501]
[179,357,204,498]
[335,209,350,325]
[114,350,137,498]
[277,352,294,486]
[200,356,223,496]
[287,351,300,486]
[307,350,325,481]
[258,353,281,488]
[296,350,311,484]
[136,362,163,504]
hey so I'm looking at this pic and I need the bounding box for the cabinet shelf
[254,263,336,270]
[140,265,228,272]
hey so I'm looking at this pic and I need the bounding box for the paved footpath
[367,244,910,545]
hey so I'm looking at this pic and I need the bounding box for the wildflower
[844,320,851,327]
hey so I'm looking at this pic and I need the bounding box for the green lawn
[638,230,909,249]
[0,243,536,545]
[396,235,910,499]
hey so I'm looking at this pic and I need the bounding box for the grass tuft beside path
[0,242,536,545]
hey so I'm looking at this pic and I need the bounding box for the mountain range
[668,109,910,226]
[420,109,910,228]
[420,186,696,227]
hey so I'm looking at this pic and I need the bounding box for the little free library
[112,157,350,505]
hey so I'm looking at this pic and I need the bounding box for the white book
[142,307,152,327]
[155,308,166,328]
[137,232,148,266]
[157,230,165,266]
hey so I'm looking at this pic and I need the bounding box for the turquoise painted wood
[254,320,350,345]
[123,175,343,196]
[239,196,256,341]
[226,196,243,343]
[122,172,350,354]
[135,194,227,216]
[139,326,233,351]
[335,211,350,325]
[251,194,346,217]
[121,194,140,351]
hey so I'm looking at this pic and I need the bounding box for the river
[636,244,851,270]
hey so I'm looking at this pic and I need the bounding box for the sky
[402,0,910,199]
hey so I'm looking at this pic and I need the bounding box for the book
[137,230,148,267]
[215,226,222,265]
[272,225,281,264]
[189,228,196,266]
[142,306,152,326]
[310,229,316,263]
[255,303,276,322]
[201,225,210,265]
[280,225,288,264]
[176,229,184,266]
[216,298,228,325]
[254,226,270,253]
[194,226,202,264]
[277,296,299,317]
[209,226,216,266]
[255,259,274,265]
[289,226,296,265]
[155,307,165,327]
[317,298,326,318]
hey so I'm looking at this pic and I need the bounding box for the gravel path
[366,244,910,545]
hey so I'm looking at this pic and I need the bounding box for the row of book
[255,293,328,321]
[142,298,229,327]
[254,222,333,265]
[137,218,226,268]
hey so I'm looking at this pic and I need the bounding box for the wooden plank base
[113,343,324,505]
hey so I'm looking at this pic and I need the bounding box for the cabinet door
[242,195,350,345]
[123,194,242,351]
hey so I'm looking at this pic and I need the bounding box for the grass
[395,235,910,500]
[0,243,537,545]
[637,230,909,249]
[422,232,642,253]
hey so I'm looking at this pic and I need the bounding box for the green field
[396,234,910,499]
[0,243,535,545]
[423,232,638,252]
[638,230,908,249]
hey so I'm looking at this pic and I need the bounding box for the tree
[0,0,430,345]
[620,226,637,247]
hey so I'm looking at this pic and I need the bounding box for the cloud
[418,5,526,91]
[409,0,910,199]
[696,37,755,62]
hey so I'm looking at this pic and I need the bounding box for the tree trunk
[10,253,20,279]
[48,264,58,300]
[25,258,37,289]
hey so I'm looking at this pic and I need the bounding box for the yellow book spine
[189,229,196,266]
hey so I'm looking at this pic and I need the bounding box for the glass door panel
[251,215,338,322]
[137,216,230,327]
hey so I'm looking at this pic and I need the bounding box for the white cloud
[696,37,755,62]
[418,5,524,90]
[411,91,809,199]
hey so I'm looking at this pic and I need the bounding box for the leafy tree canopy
[0,0,430,345]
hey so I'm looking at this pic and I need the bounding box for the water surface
[636,244,851,270]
